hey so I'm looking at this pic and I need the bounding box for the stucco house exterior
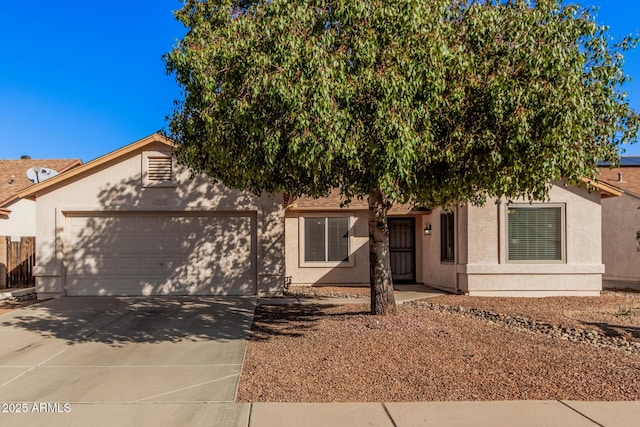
[597,158,640,289]
[287,180,620,297]
[18,134,284,299]
[0,158,81,288]
[19,133,620,299]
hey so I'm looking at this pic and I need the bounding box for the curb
[0,286,36,300]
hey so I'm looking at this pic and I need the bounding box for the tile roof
[287,189,420,214]
[597,165,640,197]
[290,179,622,212]
[0,159,82,206]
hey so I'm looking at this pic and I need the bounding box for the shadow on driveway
[0,296,256,406]
[0,296,256,346]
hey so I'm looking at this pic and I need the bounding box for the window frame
[299,213,354,267]
[505,203,566,264]
[440,211,455,263]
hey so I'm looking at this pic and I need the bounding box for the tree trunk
[368,191,397,316]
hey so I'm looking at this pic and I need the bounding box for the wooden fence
[4,237,36,288]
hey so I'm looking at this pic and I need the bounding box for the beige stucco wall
[458,183,603,296]
[601,192,640,288]
[33,141,284,299]
[417,208,458,292]
[0,198,36,237]
[285,210,370,286]
[285,182,605,296]
[285,210,426,288]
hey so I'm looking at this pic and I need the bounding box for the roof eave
[580,177,624,198]
[286,205,369,211]
[57,159,83,173]
[0,194,19,209]
[17,133,173,200]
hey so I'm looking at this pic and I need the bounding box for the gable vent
[147,156,173,182]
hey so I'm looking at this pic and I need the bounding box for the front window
[440,212,455,262]
[304,216,350,263]
[507,205,564,261]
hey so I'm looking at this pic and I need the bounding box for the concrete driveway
[0,296,255,426]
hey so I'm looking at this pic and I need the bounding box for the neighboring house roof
[18,133,173,200]
[597,163,640,197]
[598,156,640,167]
[0,158,82,211]
[579,177,623,198]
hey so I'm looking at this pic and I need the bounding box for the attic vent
[147,156,173,182]
[142,151,176,187]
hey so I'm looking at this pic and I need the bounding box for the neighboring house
[18,133,620,299]
[597,157,640,289]
[0,157,81,288]
[17,134,284,300]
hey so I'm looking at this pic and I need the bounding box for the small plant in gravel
[615,305,634,317]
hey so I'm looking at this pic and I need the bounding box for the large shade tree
[165,0,639,315]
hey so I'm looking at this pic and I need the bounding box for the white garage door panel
[65,213,256,296]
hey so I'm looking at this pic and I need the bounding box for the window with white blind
[301,216,352,266]
[142,151,176,187]
[507,205,564,262]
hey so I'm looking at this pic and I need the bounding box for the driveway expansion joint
[559,401,606,427]
[381,402,399,427]
[80,309,132,340]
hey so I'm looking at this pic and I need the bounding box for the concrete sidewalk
[0,286,36,300]
[248,401,640,427]
[1,401,638,426]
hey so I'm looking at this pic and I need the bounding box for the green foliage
[165,0,639,208]
[614,304,635,317]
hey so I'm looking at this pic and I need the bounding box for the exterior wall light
[424,222,432,235]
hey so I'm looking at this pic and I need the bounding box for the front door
[388,218,416,283]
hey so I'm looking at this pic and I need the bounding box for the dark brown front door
[388,218,415,283]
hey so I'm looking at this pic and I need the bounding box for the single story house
[0,157,81,288]
[597,158,640,289]
[18,134,620,299]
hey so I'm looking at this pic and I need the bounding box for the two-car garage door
[64,212,256,296]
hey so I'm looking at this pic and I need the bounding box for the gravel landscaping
[2,286,638,401]
[238,287,640,402]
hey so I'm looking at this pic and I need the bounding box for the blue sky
[1,1,640,163]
